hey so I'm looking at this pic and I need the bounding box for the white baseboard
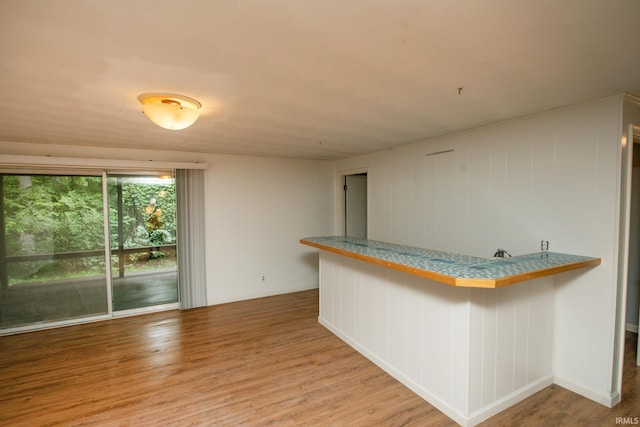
[318,316,470,426]
[626,323,639,333]
[467,376,554,426]
[319,316,555,427]
[208,284,318,306]
[553,375,618,407]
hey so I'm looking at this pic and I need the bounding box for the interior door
[345,174,367,238]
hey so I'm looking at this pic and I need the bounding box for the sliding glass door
[0,171,179,332]
[0,174,109,329]
[107,174,178,312]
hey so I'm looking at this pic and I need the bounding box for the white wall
[336,95,637,406]
[204,154,335,304]
[0,143,336,306]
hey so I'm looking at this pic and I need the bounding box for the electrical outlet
[261,276,265,282]
[540,240,549,251]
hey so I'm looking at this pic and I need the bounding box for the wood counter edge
[300,239,601,289]
[485,257,602,288]
[300,239,457,285]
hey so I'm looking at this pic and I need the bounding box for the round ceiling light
[138,93,202,130]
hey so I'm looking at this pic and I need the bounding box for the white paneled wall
[319,252,469,424]
[319,251,554,426]
[335,95,638,413]
[340,97,621,258]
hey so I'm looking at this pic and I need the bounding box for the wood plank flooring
[0,289,638,426]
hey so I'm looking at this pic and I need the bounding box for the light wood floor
[0,289,638,426]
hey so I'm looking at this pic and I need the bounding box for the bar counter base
[318,250,559,427]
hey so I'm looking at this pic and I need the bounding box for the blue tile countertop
[300,236,601,288]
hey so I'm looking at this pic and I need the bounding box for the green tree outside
[2,174,177,285]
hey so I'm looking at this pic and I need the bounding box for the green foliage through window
[107,176,176,250]
[2,174,177,286]
[3,175,105,255]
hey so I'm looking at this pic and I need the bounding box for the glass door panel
[0,174,109,329]
[107,174,178,312]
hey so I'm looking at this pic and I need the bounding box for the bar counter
[300,236,600,288]
[301,236,602,425]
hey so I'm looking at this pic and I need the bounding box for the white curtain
[176,169,207,309]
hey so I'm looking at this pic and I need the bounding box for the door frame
[615,123,640,398]
[336,167,368,238]
[105,171,179,315]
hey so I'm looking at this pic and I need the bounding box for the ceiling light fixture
[138,93,202,130]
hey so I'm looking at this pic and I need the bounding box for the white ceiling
[1,0,639,161]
